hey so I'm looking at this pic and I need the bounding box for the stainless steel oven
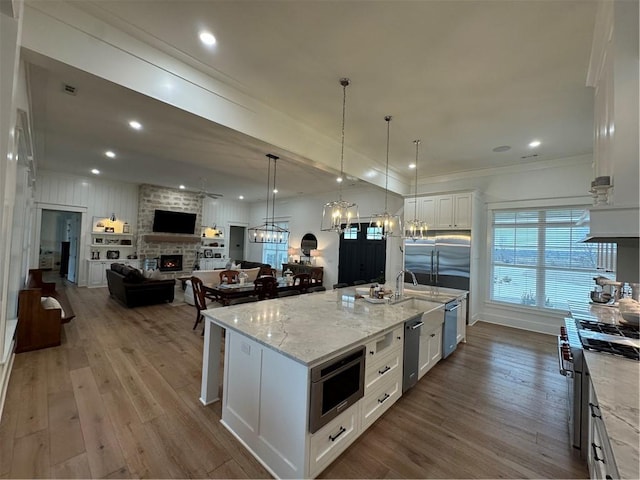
[309,345,365,433]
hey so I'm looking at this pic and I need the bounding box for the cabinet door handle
[430,333,436,337]
[378,366,391,375]
[329,426,346,442]
[589,402,602,419]
[591,443,605,463]
[378,393,390,404]
[410,321,424,330]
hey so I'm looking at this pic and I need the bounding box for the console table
[282,263,323,285]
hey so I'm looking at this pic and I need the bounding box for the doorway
[40,210,81,283]
[338,223,386,285]
[228,226,246,263]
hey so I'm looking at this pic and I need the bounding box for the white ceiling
[25,0,597,202]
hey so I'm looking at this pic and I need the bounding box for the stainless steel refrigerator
[403,230,471,290]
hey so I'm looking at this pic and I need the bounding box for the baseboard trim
[0,342,16,421]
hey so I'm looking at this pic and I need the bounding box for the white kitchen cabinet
[308,402,360,478]
[417,308,444,380]
[587,377,619,479]
[405,193,471,231]
[435,193,471,229]
[88,260,110,287]
[418,324,442,379]
[360,374,401,431]
[456,295,467,344]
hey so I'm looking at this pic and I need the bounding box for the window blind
[491,208,616,309]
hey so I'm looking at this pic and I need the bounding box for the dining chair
[293,273,311,292]
[219,269,240,284]
[191,276,208,331]
[310,268,323,285]
[254,276,278,300]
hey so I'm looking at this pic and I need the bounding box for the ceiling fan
[196,179,223,199]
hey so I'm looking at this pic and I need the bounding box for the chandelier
[370,116,402,239]
[248,154,289,243]
[321,78,360,234]
[404,140,428,241]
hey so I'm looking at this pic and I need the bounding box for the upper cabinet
[405,192,471,230]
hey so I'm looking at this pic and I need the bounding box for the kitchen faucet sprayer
[395,269,418,299]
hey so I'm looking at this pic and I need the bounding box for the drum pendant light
[404,140,428,241]
[321,78,360,234]
[370,116,402,239]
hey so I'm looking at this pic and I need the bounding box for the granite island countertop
[202,287,443,367]
[568,301,639,479]
[402,284,468,304]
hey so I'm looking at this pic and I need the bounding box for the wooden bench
[16,269,76,353]
[26,269,75,323]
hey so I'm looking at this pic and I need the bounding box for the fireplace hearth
[159,254,183,272]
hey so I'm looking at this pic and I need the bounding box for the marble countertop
[203,287,443,367]
[584,351,639,479]
[568,300,625,325]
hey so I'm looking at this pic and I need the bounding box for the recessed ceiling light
[199,31,216,46]
[91,168,100,175]
[179,185,185,190]
[529,140,541,148]
[129,120,142,130]
[409,163,416,169]
[239,195,244,200]
[336,176,343,183]
[105,150,116,158]
[492,145,511,152]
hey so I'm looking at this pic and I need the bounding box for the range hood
[583,205,640,243]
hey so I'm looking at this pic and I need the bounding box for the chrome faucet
[395,269,418,299]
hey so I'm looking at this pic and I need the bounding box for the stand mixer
[591,276,622,304]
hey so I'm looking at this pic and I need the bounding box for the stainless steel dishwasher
[442,300,459,358]
[402,313,424,392]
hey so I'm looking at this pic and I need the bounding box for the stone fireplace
[136,184,202,275]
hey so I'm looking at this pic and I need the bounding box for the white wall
[247,184,403,289]
[35,170,139,286]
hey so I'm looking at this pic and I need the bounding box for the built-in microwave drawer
[364,325,403,359]
[308,402,361,478]
[364,347,402,392]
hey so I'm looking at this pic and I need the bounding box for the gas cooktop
[575,319,640,361]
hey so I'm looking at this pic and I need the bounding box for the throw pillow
[149,269,163,280]
[41,296,66,318]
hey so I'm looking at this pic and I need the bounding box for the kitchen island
[200,288,443,478]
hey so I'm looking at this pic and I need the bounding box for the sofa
[183,263,269,306]
[106,263,176,308]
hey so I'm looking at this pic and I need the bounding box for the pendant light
[370,115,402,239]
[321,78,360,234]
[248,154,288,243]
[404,140,428,241]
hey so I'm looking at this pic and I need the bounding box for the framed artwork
[204,249,213,258]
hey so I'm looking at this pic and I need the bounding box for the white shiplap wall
[202,197,250,228]
[35,170,139,286]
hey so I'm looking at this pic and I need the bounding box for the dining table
[203,277,297,306]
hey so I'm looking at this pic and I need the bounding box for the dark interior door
[338,224,386,285]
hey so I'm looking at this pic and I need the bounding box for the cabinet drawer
[364,326,403,359]
[361,375,401,432]
[308,403,360,478]
[365,347,402,392]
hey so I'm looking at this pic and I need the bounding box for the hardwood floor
[0,282,588,479]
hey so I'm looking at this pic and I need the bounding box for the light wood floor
[0,281,588,479]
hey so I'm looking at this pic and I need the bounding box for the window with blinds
[491,208,616,309]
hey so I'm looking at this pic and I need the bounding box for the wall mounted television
[152,209,197,234]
